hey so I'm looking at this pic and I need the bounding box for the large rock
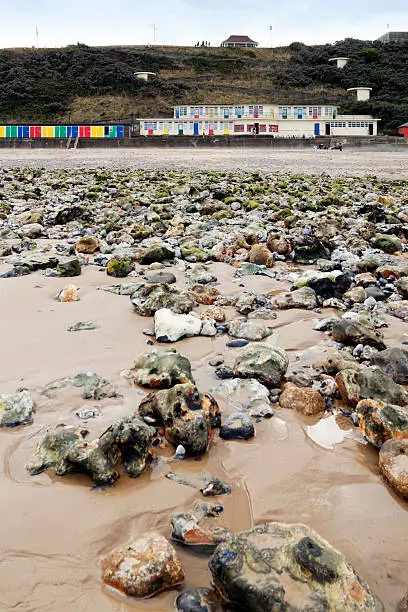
[208,523,377,612]
[336,367,408,408]
[357,399,408,447]
[107,256,134,277]
[331,319,386,350]
[214,378,274,418]
[249,244,274,267]
[371,347,408,384]
[219,413,255,440]
[274,286,317,310]
[16,211,43,226]
[56,256,81,277]
[228,319,273,342]
[266,234,291,255]
[379,439,408,500]
[154,308,202,342]
[27,414,153,485]
[18,223,43,238]
[189,285,220,305]
[101,533,184,597]
[75,235,100,254]
[234,344,288,387]
[124,349,194,388]
[139,243,175,264]
[279,382,326,416]
[186,265,217,285]
[138,382,220,455]
[371,233,402,253]
[131,284,195,316]
[315,349,359,375]
[293,240,330,264]
[396,277,408,299]
[0,391,34,427]
[171,503,231,551]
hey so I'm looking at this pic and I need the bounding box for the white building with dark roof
[221,35,258,48]
[139,103,380,137]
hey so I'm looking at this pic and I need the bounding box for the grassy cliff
[1,38,407,131]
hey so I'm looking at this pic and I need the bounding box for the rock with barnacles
[171,502,231,551]
[123,349,194,388]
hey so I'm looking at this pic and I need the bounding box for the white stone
[154,308,202,342]
[201,318,217,336]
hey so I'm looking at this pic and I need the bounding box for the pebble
[226,339,249,347]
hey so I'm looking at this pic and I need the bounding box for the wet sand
[0,148,407,178]
[1,262,408,611]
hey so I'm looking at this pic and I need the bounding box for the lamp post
[149,24,157,45]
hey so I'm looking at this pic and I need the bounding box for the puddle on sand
[305,413,354,450]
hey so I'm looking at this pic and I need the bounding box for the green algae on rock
[123,348,194,388]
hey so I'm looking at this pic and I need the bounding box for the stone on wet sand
[279,382,326,416]
[0,391,34,427]
[249,244,274,267]
[145,271,177,284]
[75,235,100,254]
[274,286,317,310]
[228,319,273,342]
[214,378,274,418]
[219,413,255,440]
[176,588,221,612]
[131,283,195,316]
[171,503,231,551]
[124,349,194,388]
[27,414,154,485]
[357,399,408,447]
[56,284,80,302]
[247,308,277,320]
[139,243,175,264]
[67,321,98,332]
[371,347,408,384]
[331,319,386,350]
[138,382,219,455]
[55,256,81,277]
[186,265,217,285]
[200,306,226,323]
[315,349,359,375]
[101,533,184,597]
[154,308,202,342]
[107,256,134,277]
[189,284,220,305]
[208,522,378,612]
[234,344,288,387]
[379,439,408,500]
[336,367,408,408]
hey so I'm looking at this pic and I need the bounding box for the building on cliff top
[221,35,258,48]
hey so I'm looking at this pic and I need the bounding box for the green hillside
[0,38,407,131]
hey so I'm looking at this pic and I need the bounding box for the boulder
[274,287,317,310]
[247,308,277,320]
[235,292,257,315]
[154,308,202,342]
[315,349,359,375]
[75,236,100,254]
[124,349,194,388]
[176,588,221,612]
[337,367,408,408]
[266,234,291,255]
[107,256,134,277]
[344,286,367,304]
[371,233,402,253]
[171,503,231,551]
[27,414,153,485]
[189,284,220,305]
[379,439,408,500]
[219,413,255,440]
[214,378,274,418]
[18,223,43,238]
[145,271,177,284]
[228,319,273,342]
[0,391,34,427]
[201,306,226,323]
[16,211,43,226]
[208,523,377,612]
[293,240,330,264]
[138,382,220,455]
[371,348,408,384]
[56,256,81,277]
[279,382,326,416]
[357,399,408,447]
[396,278,408,299]
[101,533,184,597]
[131,284,195,316]
[186,265,217,284]
[234,344,289,387]
[331,319,386,350]
[249,244,274,267]
[139,243,175,264]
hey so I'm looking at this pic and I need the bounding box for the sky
[1,0,408,48]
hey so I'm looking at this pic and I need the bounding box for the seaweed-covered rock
[396,277,408,299]
[379,439,408,500]
[279,382,326,416]
[101,533,184,597]
[26,414,153,485]
[357,399,408,447]
[293,240,330,264]
[107,256,134,277]
[331,319,386,350]
[371,348,408,384]
[138,382,219,454]
[171,503,231,551]
[154,308,202,342]
[336,367,408,408]
[228,319,273,342]
[56,256,81,277]
[131,284,195,316]
[139,243,175,264]
[75,236,100,254]
[371,234,402,253]
[176,588,221,612]
[274,286,317,310]
[124,348,194,388]
[0,391,34,427]
[209,523,377,612]
[219,413,255,440]
[234,344,288,387]
[43,371,119,400]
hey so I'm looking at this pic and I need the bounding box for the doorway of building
[314,123,320,136]
[254,122,259,134]
[369,123,374,135]
[325,123,331,136]
[193,123,199,136]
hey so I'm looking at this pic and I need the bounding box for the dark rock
[200,477,232,496]
[145,271,177,284]
[371,347,408,384]
[176,588,221,612]
[130,283,195,316]
[219,413,255,440]
[293,240,330,264]
[331,319,386,350]
[233,344,288,387]
[371,234,402,253]
[125,348,194,388]
[226,339,249,348]
[139,243,175,264]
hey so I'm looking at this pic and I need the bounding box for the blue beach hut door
[314,123,320,136]
[193,122,199,135]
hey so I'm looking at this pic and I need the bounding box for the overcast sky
[1,0,408,48]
